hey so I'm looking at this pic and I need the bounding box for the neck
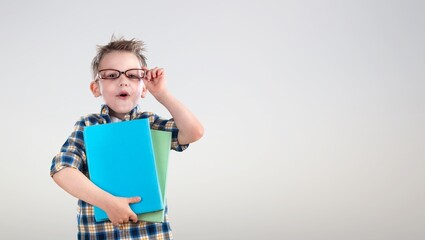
[109,109,125,120]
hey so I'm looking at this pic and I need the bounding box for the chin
[110,104,136,115]
[117,107,134,113]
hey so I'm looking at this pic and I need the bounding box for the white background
[0,0,424,239]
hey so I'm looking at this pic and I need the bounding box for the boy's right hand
[104,196,141,227]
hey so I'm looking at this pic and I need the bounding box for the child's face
[90,51,146,119]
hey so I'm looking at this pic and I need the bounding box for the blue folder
[84,118,163,222]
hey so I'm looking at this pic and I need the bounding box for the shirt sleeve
[147,113,189,152]
[50,118,88,177]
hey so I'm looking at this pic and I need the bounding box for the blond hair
[91,36,147,78]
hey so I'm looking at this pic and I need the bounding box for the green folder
[138,129,171,222]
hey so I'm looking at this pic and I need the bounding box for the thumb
[127,196,141,204]
[142,78,149,86]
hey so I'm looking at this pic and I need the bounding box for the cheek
[99,84,114,97]
[135,81,145,94]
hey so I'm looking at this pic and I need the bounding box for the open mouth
[117,91,129,97]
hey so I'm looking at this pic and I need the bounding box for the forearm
[52,167,113,211]
[154,90,204,145]
[53,167,140,225]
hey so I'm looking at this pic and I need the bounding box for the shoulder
[136,111,179,132]
[136,111,175,128]
[74,113,109,128]
[136,111,160,122]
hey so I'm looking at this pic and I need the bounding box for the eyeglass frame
[96,68,145,80]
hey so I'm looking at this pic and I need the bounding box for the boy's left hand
[143,67,167,97]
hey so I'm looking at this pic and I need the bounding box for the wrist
[153,89,173,103]
[97,192,115,211]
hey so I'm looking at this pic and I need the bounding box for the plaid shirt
[50,105,188,240]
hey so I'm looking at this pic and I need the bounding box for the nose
[118,75,128,86]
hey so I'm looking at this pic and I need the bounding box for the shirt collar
[100,104,139,121]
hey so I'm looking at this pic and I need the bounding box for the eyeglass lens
[98,69,144,79]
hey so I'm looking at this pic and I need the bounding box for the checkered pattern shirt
[50,105,188,239]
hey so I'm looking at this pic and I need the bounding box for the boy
[50,36,204,239]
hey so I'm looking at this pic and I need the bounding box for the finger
[143,69,149,80]
[152,67,158,78]
[157,68,164,77]
[146,70,152,80]
[142,74,149,82]
[127,196,141,204]
[113,221,122,227]
[122,217,130,223]
[129,213,138,223]
[150,69,155,79]
[142,67,149,80]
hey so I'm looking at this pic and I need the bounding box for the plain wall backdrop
[0,0,424,239]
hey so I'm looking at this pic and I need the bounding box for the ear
[141,85,148,98]
[90,81,102,97]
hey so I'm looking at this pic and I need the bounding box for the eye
[126,69,144,79]
[99,70,120,79]
[107,73,119,78]
[127,74,138,79]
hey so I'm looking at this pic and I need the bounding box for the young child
[50,36,204,239]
